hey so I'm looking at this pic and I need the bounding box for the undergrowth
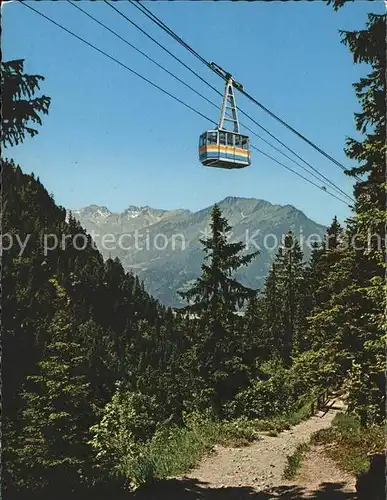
[126,398,317,489]
[253,397,316,435]
[311,412,384,476]
[124,415,261,489]
[283,442,310,479]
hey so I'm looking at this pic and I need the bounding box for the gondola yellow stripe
[199,145,249,155]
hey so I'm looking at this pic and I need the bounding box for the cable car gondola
[199,64,251,169]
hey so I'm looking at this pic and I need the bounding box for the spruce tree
[17,284,94,497]
[243,295,267,366]
[178,204,258,316]
[264,232,305,365]
[262,262,282,359]
[312,5,386,423]
[1,59,51,147]
[341,8,385,424]
[178,204,259,415]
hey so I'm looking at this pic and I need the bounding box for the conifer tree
[1,59,51,147]
[262,262,282,359]
[179,204,258,316]
[313,4,386,423]
[178,204,259,415]
[303,242,324,319]
[243,295,267,366]
[264,232,305,364]
[342,7,385,424]
[17,282,94,497]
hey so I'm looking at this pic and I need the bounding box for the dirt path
[183,398,350,491]
[137,398,357,499]
[292,444,356,497]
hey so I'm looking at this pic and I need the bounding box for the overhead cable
[20,1,351,207]
[130,0,358,179]
[75,1,353,201]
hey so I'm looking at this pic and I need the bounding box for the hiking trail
[138,397,357,499]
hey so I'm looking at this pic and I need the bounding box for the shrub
[289,348,347,396]
[283,442,310,479]
[356,453,386,500]
[226,369,298,419]
[311,412,384,476]
[124,413,262,489]
[88,384,160,480]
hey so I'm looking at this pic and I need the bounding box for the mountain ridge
[72,196,320,222]
[73,197,326,307]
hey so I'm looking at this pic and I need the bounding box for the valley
[73,197,326,307]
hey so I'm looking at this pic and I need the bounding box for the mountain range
[73,197,326,307]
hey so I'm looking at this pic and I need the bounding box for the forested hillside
[2,156,184,496]
[2,1,385,499]
[73,198,326,307]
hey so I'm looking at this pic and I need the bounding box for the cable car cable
[69,1,223,114]
[20,1,217,127]
[128,0,210,68]
[243,124,354,202]
[239,118,354,203]
[74,1,352,201]
[130,0,359,180]
[104,1,221,98]
[20,1,351,207]
[239,88,357,177]
[112,1,354,202]
[131,0,355,177]
[250,145,351,205]
[122,1,354,200]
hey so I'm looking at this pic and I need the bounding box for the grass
[124,417,261,489]
[123,398,319,490]
[311,412,384,476]
[283,442,310,480]
[251,397,316,435]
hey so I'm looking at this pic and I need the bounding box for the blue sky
[3,1,384,226]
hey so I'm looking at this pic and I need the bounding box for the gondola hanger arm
[209,62,244,90]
